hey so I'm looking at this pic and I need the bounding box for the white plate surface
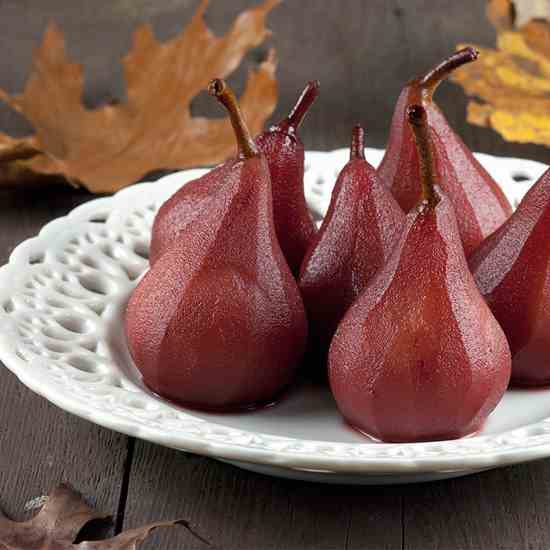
[0,148,548,485]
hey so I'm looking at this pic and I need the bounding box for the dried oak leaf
[0,0,279,193]
[0,134,60,187]
[451,0,550,147]
[0,483,207,550]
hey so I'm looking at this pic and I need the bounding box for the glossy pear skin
[470,168,550,386]
[149,82,319,273]
[126,155,307,410]
[377,49,512,256]
[298,127,405,370]
[329,192,511,442]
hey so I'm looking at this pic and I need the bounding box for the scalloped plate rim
[0,148,549,480]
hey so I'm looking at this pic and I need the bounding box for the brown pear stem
[350,125,365,160]
[208,78,258,159]
[284,80,320,130]
[407,104,438,208]
[419,47,478,94]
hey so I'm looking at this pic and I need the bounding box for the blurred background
[1,0,548,164]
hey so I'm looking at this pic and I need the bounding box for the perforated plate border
[0,148,548,475]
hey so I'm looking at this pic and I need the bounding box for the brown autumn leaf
[0,0,279,193]
[0,134,61,187]
[0,483,207,550]
[452,0,550,147]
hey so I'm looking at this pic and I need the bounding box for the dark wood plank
[0,184,91,263]
[0,184,129,532]
[0,0,548,164]
[122,441,403,550]
[403,461,550,550]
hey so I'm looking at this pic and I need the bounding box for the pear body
[149,163,231,265]
[256,126,315,275]
[329,192,511,442]
[150,124,315,274]
[298,156,404,372]
[470,168,550,386]
[126,156,307,410]
[378,85,512,256]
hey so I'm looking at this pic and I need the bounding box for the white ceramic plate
[0,148,548,485]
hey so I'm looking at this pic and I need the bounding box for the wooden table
[1,1,550,548]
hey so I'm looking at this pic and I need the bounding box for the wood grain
[0,185,129,536]
[403,462,550,549]
[122,442,403,550]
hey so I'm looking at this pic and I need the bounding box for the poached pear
[329,104,511,442]
[126,79,307,411]
[377,47,512,257]
[299,125,404,374]
[470,168,550,386]
[150,81,320,274]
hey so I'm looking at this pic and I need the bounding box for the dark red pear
[150,81,320,272]
[298,125,405,372]
[125,79,307,411]
[377,47,512,257]
[329,105,511,443]
[470,167,550,386]
[255,80,319,275]
[149,161,233,266]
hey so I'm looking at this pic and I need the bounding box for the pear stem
[407,104,438,208]
[284,80,320,130]
[419,47,478,94]
[350,125,365,160]
[208,78,258,159]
